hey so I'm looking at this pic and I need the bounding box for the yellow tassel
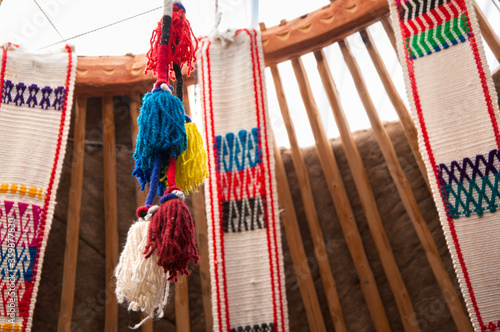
[161,122,208,194]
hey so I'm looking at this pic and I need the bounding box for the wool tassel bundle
[115,0,205,325]
[160,117,208,193]
[114,207,169,326]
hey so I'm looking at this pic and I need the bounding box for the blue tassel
[133,89,187,187]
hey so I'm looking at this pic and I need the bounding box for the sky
[0,0,499,147]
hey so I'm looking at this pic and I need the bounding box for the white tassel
[115,206,169,328]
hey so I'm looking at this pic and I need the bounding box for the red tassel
[144,197,199,281]
[145,5,199,80]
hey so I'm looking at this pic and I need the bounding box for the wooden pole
[191,189,213,332]
[102,96,119,332]
[380,17,398,54]
[57,97,87,332]
[270,126,326,330]
[338,39,472,332]
[270,63,346,331]
[272,65,390,331]
[312,50,418,331]
[175,84,192,332]
[475,5,500,62]
[359,29,430,191]
[129,93,153,332]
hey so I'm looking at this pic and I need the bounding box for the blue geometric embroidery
[40,86,53,110]
[14,83,26,106]
[1,80,64,110]
[440,172,500,219]
[0,246,37,282]
[438,149,500,185]
[2,80,13,104]
[27,84,40,108]
[215,128,262,173]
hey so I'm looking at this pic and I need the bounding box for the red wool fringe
[145,6,199,80]
[144,198,199,281]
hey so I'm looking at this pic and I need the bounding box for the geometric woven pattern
[199,29,288,332]
[0,44,76,332]
[390,0,500,329]
[397,0,470,59]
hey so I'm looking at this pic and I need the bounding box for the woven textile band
[389,0,500,330]
[199,29,289,332]
[0,44,76,331]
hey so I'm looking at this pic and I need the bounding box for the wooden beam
[102,96,119,332]
[129,93,153,332]
[75,55,195,97]
[312,48,419,330]
[278,59,346,331]
[339,39,472,332]
[359,29,430,191]
[475,5,500,63]
[174,84,192,332]
[191,189,213,332]
[74,0,389,97]
[272,138,326,332]
[175,276,190,332]
[282,60,392,330]
[261,0,388,66]
[57,97,87,332]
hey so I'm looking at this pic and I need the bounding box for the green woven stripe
[407,15,470,58]
[442,173,500,219]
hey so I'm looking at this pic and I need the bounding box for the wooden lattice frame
[57,0,500,331]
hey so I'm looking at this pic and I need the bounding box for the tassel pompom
[133,89,187,184]
[160,121,208,194]
[115,212,170,327]
[145,4,198,80]
[144,190,199,282]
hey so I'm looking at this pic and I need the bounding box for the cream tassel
[115,206,169,328]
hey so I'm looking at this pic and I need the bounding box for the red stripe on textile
[202,41,225,331]
[396,8,487,329]
[205,40,231,332]
[460,0,500,326]
[23,44,73,330]
[0,45,8,114]
[242,29,278,330]
[250,29,286,332]
[457,0,500,151]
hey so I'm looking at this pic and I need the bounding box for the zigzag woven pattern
[199,29,288,331]
[397,0,470,58]
[390,0,500,330]
[0,44,76,332]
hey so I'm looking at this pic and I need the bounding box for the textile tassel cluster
[114,0,206,327]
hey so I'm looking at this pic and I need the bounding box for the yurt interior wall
[3,0,500,331]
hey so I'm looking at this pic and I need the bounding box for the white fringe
[115,208,169,328]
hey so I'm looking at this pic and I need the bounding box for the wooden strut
[359,28,431,192]
[272,137,327,332]
[175,84,192,332]
[270,65,338,331]
[338,38,472,332]
[312,50,418,331]
[102,96,119,332]
[475,5,500,63]
[57,97,87,332]
[129,93,153,332]
[272,64,391,331]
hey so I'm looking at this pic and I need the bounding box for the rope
[40,6,162,49]
[33,0,65,41]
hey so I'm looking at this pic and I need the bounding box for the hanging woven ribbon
[199,29,289,332]
[0,43,76,332]
[389,0,500,330]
